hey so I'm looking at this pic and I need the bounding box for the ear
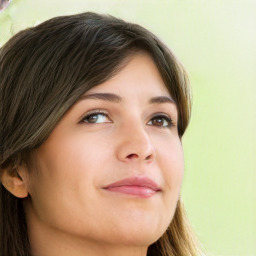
[0,167,29,198]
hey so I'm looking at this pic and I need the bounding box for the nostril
[126,153,153,161]
[127,153,138,159]
[145,155,152,161]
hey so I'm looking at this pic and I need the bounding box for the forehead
[85,52,171,99]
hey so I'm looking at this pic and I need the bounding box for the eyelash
[80,110,110,124]
[80,110,174,128]
[148,113,174,128]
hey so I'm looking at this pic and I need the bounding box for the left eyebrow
[78,93,176,104]
[149,96,176,104]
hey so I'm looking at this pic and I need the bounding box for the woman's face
[24,52,184,250]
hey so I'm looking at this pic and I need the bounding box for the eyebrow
[149,95,176,104]
[79,93,176,104]
[79,93,123,103]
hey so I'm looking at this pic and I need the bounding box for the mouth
[102,176,161,198]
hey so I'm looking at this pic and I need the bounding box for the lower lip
[104,186,158,198]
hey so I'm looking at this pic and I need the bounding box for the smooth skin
[2,52,184,256]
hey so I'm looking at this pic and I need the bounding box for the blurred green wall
[1,1,255,255]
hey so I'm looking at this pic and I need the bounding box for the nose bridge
[116,118,155,162]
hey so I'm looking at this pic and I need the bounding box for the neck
[30,233,148,256]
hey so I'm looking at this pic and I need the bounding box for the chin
[106,209,171,246]
[107,221,167,247]
[109,235,152,247]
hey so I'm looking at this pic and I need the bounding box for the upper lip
[103,176,161,191]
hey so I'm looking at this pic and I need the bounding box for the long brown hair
[0,12,202,256]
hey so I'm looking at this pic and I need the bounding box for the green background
[1,1,255,255]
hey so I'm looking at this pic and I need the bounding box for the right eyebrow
[78,93,123,103]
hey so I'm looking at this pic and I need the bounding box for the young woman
[0,12,203,256]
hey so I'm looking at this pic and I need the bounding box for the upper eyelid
[149,112,171,118]
[84,109,108,116]
[148,113,175,125]
[148,112,175,122]
[78,109,110,121]
[79,111,112,124]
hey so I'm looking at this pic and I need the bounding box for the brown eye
[148,115,173,128]
[152,118,165,126]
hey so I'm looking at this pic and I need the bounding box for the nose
[116,124,156,163]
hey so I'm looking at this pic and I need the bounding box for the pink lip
[103,176,161,198]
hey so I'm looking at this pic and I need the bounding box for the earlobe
[0,168,29,198]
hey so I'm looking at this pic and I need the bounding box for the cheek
[165,145,184,188]
[26,135,114,239]
[156,134,184,185]
[37,129,112,175]
[155,136,184,210]
[30,130,113,204]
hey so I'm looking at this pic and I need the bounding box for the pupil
[88,115,98,123]
[153,118,163,126]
